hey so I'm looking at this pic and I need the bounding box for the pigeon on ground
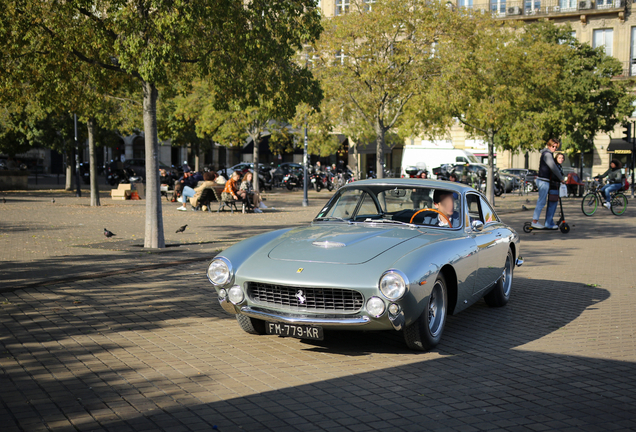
[2,197,5,203]
[104,228,116,238]
[51,199,55,203]
[525,199,530,204]
[176,225,188,233]
[521,205,528,211]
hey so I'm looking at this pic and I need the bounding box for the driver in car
[419,190,460,227]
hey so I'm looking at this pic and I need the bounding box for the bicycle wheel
[610,193,628,216]
[581,193,598,216]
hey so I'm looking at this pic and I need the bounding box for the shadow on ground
[2,275,631,432]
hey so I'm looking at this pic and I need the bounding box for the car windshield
[315,185,462,229]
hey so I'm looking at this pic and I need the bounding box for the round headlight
[379,270,407,300]
[228,286,245,305]
[207,258,232,286]
[366,296,386,318]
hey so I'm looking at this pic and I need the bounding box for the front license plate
[265,322,324,340]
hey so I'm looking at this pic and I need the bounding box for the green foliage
[518,22,635,153]
[314,0,462,177]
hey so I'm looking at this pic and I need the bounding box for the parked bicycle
[581,180,628,216]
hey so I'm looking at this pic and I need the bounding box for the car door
[476,196,507,292]
[465,193,503,295]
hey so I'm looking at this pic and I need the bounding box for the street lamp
[74,114,81,197]
[303,122,309,207]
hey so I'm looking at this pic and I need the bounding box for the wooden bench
[212,188,244,214]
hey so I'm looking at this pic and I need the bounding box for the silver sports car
[207,179,522,351]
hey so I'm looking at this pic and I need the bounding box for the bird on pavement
[104,228,116,238]
[521,205,528,211]
[2,197,5,203]
[176,225,188,233]
[525,199,530,204]
[51,199,55,203]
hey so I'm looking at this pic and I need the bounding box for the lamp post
[302,122,309,207]
[74,114,81,197]
[632,120,635,199]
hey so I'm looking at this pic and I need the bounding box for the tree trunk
[65,149,73,190]
[375,122,385,179]
[486,132,495,205]
[194,142,200,172]
[253,136,260,195]
[142,81,165,249]
[87,118,101,207]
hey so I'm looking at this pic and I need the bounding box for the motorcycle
[310,172,333,192]
[107,166,141,185]
[282,169,303,191]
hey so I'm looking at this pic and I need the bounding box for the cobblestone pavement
[1,189,635,431]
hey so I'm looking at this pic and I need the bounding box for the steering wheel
[410,208,452,227]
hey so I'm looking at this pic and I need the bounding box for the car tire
[403,274,448,351]
[484,249,513,307]
[236,314,266,335]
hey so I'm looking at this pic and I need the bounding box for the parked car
[206,179,522,351]
[500,169,538,192]
[400,146,481,177]
[498,171,522,193]
[122,158,178,182]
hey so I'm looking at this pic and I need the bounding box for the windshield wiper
[362,218,418,228]
[314,217,353,223]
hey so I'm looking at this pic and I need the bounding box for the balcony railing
[458,0,624,18]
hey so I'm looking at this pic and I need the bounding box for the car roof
[344,178,476,194]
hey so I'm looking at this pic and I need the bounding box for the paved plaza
[1,188,636,431]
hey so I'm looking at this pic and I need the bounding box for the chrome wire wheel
[428,280,446,338]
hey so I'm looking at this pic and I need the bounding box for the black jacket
[537,148,564,183]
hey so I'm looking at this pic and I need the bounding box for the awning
[607,139,633,154]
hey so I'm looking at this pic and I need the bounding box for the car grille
[247,282,364,313]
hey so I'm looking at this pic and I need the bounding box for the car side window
[479,197,499,224]
[465,194,483,225]
[355,193,381,219]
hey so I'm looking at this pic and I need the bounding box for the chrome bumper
[240,306,371,326]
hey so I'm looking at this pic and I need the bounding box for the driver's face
[434,194,454,217]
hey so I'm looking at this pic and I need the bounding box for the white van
[401,147,482,178]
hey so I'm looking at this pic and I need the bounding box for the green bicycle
[581,180,628,216]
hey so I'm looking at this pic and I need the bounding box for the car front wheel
[404,274,448,351]
[484,249,513,307]
[236,314,266,335]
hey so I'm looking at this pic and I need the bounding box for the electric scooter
[523,195,570,234]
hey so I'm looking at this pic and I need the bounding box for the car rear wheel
[236,314,266,335]
[484,249,513,307]
[404,274,447,351]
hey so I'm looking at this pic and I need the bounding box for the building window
[559,0,577,11]
[459,0,473,8]
[593,28,613,57]
[336,0,349,15]
[491,0,506,15]
[631,27,636,76]
[364,0,376,11]
[596,0,615,9]
[524,0,540,14]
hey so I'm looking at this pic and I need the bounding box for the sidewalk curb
[0,255,216,294]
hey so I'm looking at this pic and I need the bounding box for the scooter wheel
[560,223,570,234]
[523,222,532,233]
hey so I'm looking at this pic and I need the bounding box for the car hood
[267,223,425,264]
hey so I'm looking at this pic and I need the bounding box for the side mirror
[471,220,484,232]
